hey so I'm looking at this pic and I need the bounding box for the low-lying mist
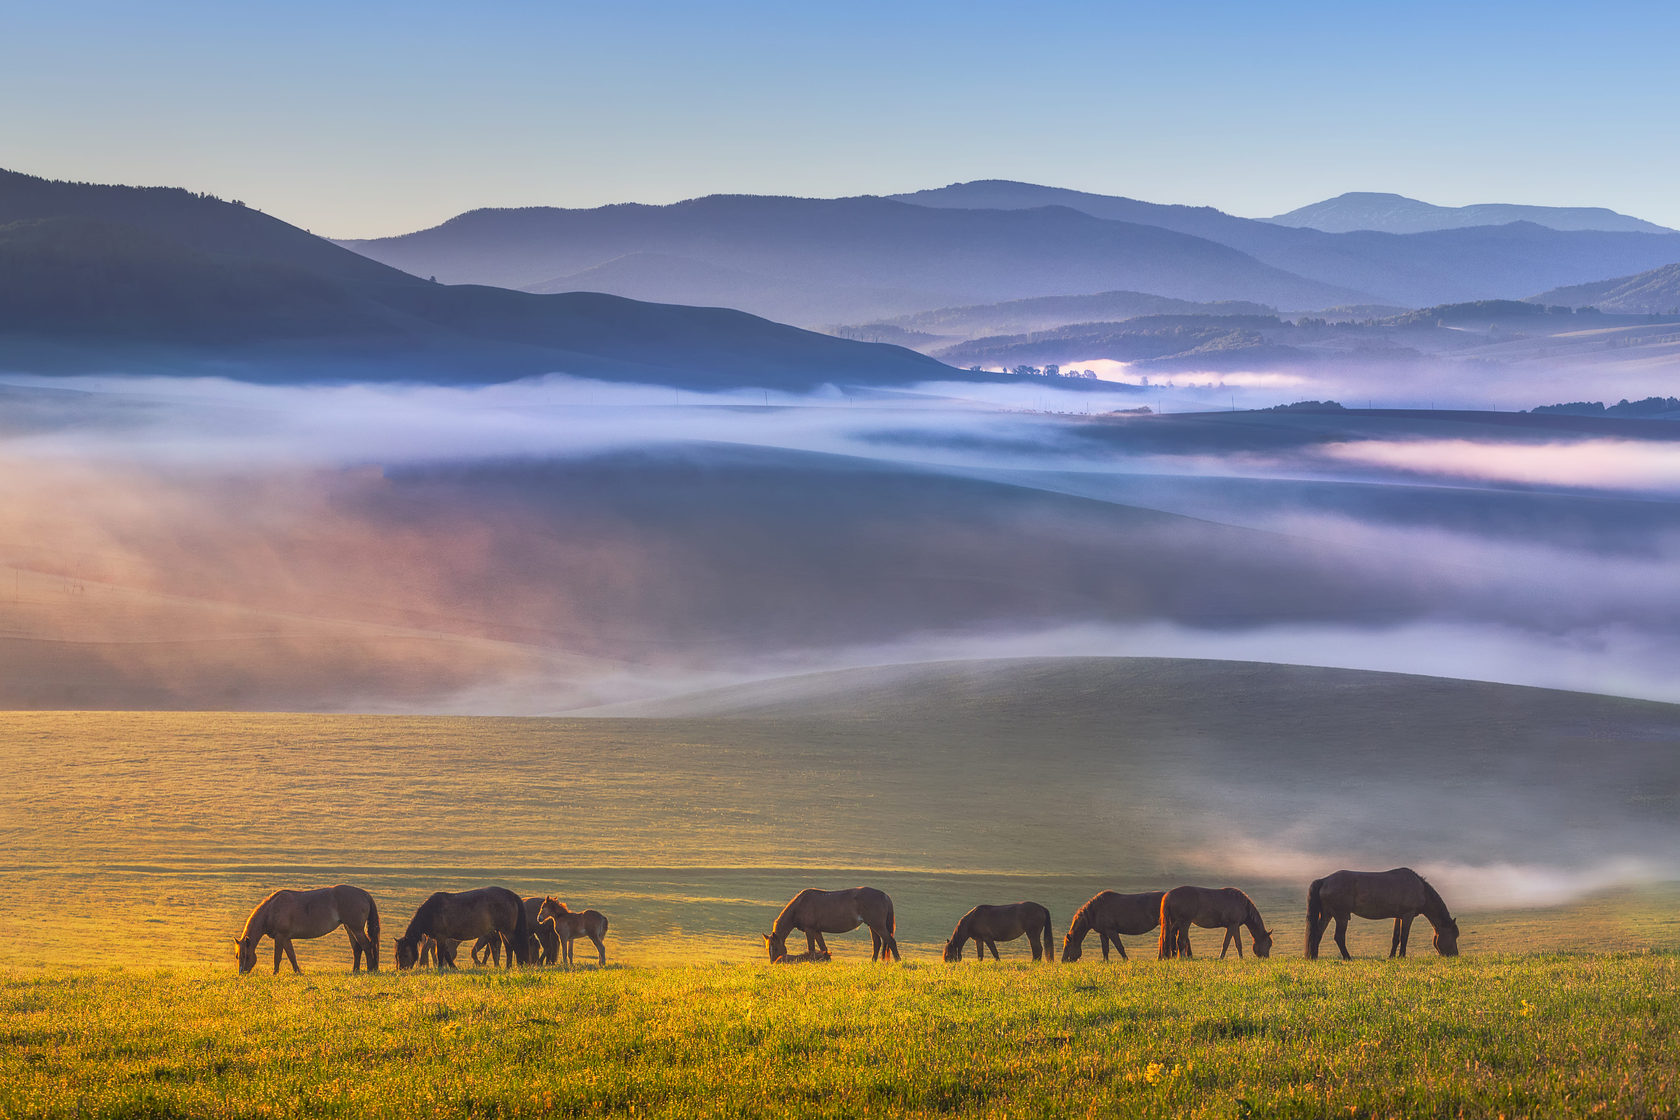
[1,371,1677,713]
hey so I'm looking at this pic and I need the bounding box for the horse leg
[1334,915,1351,960]
[1395,916,1414,958]
[1112,934,1128,961]
[590,933,606,966]
[806,931,821,954]
[815,932,829,954]
[1219,928,1232,959]
[282,939,302,974]
[987,940,1000,962]
[1028,930,1042,961]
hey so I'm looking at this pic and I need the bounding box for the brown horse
[763,886,900,962]
[943,902,1055,962]
[419,935,460,968]
[472,897,560,966]
[536,897,609,966]
[394,887,531,970]
[234,885,380,974]
[1060,890,1164,962]
[1157,886,1273,959]
[1306,868,1460,959]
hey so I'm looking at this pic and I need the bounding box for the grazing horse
[1061,890,1164,962]
[234,885,380,974]
[536,897,609,966]
[763,886,900,962]
[472,897,559,966]
[419,935,460,968]
[1157,886,1273,959]
[1306,868,1460,959]
[943,902,1056,962]
[394,887,531,970]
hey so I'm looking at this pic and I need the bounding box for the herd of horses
[233,868,1458,974]
[234,885,608,974]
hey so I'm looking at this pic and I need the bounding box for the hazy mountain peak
[1270,191,1674,235]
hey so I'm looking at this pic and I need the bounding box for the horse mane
[1066,896,1097,939]
[239,889,284,941]
[400,892,446,942]
[947,912,972,947]
[1417,874,1451,920]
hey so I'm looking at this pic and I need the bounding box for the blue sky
[4,0,1678,236]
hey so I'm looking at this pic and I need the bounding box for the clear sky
[4,0,1678,237]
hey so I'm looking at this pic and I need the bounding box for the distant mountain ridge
[890,181,1680,308]
[339,180,1680,327]
[0,168,965,389]
[1271,191,1674,235]
[339,194,1363,325]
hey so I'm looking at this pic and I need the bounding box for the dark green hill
[0,169,963,389]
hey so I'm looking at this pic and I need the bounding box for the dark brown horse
[472,897,560,966]
[536,897,609,966]
[943,902,1055,962]
[1061,890,1164,962]
[1306,868,1460,959]
[763,886,900,962]
[234,885,380,974]
[419,935,460,968]
[1157,886,1273,959]
[394,887,531,970]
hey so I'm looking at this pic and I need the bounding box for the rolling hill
[1531,261,1680,315]
[0,169,962,390]
[1270,191,1674,235]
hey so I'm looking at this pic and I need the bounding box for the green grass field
[4,955,1676,1118]
[3,660,1676,1116]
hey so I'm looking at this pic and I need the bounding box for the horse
[233,885,379,974]
[1157,886,1273,959]
[419,935,460,968]
[1306,868,1460,959]
[536,897,609,966]
[1060,890,1164,962]
[771,948,832,964]
[471,897,560,966]
[394,887,531,970]
[942,902,1055,962]
[763,886,900,962]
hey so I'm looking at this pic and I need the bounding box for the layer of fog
[1,370,1678,714]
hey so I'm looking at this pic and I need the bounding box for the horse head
[1060,932,1082,962]
[394,936,420,970]
[1252,928,1274,958]
[762,932,787,961]
[233,937,257,974]
[1433,919,1460,957]
[942,938,963,962]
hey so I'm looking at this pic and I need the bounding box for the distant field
[2,658,1677,970]
[3,956,1676,1118]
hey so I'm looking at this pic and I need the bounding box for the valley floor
[3,955,1675,1118]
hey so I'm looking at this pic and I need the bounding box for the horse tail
[1157,894,1174,959]
[1305,878,1325,960]
[366,894,381,971]
[512,894,532,965]
[1043,907,1055,962]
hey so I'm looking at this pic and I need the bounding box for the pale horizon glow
[2,1,1676,237]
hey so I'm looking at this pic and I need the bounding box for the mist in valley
[3,370,1677,925]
